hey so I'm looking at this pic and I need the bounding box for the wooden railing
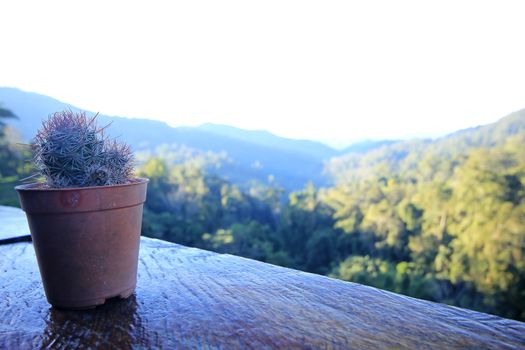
[0,206,524,349]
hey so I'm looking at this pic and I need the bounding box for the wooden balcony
[1,206,524,349]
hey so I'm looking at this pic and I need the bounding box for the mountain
[196,123,337,160]
[326,108,525,183]
[341,139,399,154]
[6,86,520,191]
[0,87,341,190]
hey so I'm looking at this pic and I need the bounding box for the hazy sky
[1,1,525,147]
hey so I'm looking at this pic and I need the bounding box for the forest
[1,107,524,322]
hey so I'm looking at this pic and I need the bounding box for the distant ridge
[196,123,336,159]
[3,87,522,190]
[0,87,336,189]
[326,107,525,182]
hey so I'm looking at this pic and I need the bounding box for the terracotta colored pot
[16,178,148,309]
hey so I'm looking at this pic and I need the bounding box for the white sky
[1,0,525,148]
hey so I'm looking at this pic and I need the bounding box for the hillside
[0,87,337,190]
[2,87,525,321]
[326,108,525,183]
[196,123,336,160]
[135,106,525,321]
[3,87,524,190]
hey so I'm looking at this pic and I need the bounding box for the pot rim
[15,177,149,192]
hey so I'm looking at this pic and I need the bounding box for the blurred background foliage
[2,105,524,321]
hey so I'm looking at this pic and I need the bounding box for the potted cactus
[15,110,148,309]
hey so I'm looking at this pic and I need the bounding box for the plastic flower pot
[16,178,148,309]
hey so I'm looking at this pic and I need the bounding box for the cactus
[32,109,134,188]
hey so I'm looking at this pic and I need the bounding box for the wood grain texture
[0,206,30,242]
[1,238,524,349]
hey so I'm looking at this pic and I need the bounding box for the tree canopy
[2,105,525,321]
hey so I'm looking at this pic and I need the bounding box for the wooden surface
[0,206,30,242]
[1,208,525,349]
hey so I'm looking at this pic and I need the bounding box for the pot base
[50,286,136,310]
